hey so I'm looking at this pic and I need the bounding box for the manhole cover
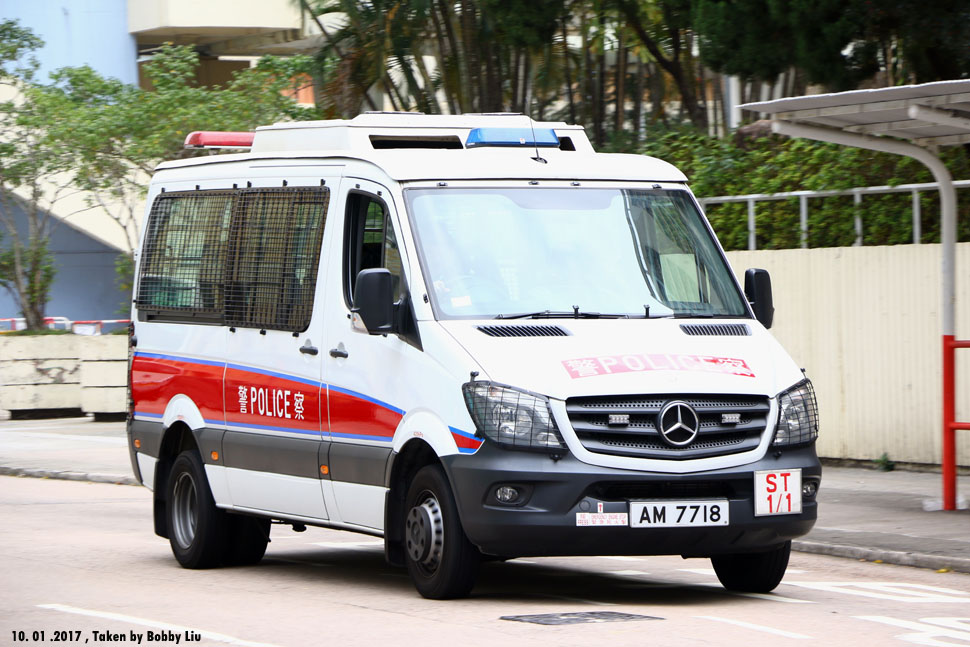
[500,611,662,626]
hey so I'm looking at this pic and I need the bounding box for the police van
[127,113,820,599]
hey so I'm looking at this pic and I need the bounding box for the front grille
[565,393,770,460]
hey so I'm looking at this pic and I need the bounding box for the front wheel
[711,541,791,593]
[403,465,480,599]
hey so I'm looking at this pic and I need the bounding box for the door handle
[299,342,319,356]
[329,348,349,359]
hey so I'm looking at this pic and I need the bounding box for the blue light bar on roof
[465,127,560,148]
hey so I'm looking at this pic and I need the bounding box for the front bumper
[441,443,820,558]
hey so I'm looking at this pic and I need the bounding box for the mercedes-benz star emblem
[657,401,700,447]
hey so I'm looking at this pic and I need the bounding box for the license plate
[629,500,729,528]
[754,469,802,516]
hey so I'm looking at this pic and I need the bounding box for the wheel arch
[383,438,440,567]
[152,420,201,539]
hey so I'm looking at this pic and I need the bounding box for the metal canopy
[741,81,970,511]
[743,79,970,147]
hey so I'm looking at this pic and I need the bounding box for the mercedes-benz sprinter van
[127,114,820,599]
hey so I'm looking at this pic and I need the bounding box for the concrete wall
[727,242,970,467]
[0,336,80,411]
[0,336,126,415]
[79,336,128,414]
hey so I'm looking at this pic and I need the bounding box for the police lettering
[248,386,296,419]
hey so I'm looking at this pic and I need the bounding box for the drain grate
[500,611,663,626]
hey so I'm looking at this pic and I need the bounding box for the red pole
[942,335,956,511]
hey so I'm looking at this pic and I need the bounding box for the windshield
[406,187,749,319]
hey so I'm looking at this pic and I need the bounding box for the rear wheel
[711,541,791,593]
[167,450,227,568]
[225,515,270,566]
[404,465,480,599]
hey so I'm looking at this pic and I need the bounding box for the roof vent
[369,135,463,149]
[477,325,570,338]
[680,323,751,336]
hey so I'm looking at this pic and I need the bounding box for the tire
[225,515,270,566]
[711,541,792,593]
[403,465,480,599]
[166,450,228,569]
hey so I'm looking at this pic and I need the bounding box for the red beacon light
[183,131,255,150]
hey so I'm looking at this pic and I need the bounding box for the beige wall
[727,243,970,467]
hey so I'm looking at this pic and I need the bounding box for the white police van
[127,113,820,599]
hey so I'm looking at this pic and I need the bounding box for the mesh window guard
[225,187,330,332]
[136,191,235,320]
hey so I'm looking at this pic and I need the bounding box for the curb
[793,539,970,575]
[0,466,138,486]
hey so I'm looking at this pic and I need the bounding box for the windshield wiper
[496,307,631,320]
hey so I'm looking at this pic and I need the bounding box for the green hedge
[639,130,970,250]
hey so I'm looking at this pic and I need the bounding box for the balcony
[127,0,316,56]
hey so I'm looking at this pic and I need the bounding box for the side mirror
[744,268,774,329]
[352,268,395,334]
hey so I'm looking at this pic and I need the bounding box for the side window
[344,193,404,306]
[136,191,234,322]
[226,187,329,332]
[136,186,329,330]
[628,191,736,314]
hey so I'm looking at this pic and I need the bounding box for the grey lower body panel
[442,444,820,558]
[128,417,387,487]
[329,442,391,487]
[223,430,326,479]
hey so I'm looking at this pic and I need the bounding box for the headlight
[774,379,819,446]
[462,381,565,451]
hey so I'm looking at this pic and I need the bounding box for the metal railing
[699,179,970,250]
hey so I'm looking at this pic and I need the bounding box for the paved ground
[1,416,969,574]
[4,476,970,647]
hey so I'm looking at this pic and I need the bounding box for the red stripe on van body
[131,354,225,422]
[224,366,323,434]
[451,431,483,452]
[329,388,401,441]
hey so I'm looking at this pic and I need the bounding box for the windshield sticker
[563,354,755,379]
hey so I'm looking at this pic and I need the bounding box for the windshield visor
[406,187,748,319]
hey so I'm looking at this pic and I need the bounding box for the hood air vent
[680,323,751,337]
[477,325,570,338]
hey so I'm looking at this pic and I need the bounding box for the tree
[302,0,569,116]
[692,0,970,90]
[615,0,709,130]
[2,34,320,327]
[40,46,320,258]
[0,20,72,330]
